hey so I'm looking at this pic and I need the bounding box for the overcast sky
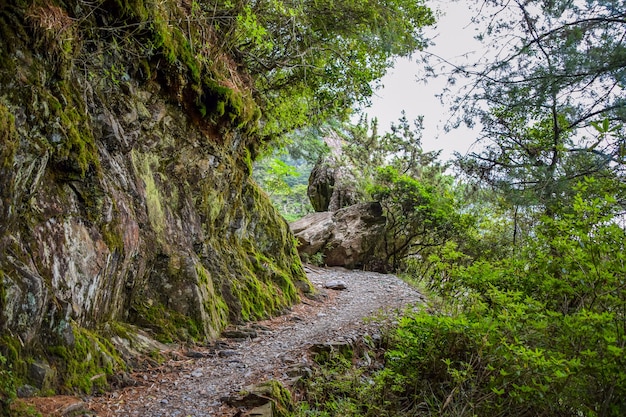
[363,0,483,161]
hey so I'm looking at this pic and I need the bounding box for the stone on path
[324,280,347,290]
[222,328,259,339]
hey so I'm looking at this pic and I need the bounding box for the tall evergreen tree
[446,0,626,217]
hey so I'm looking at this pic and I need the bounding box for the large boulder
[290,211,336,255]
[291,202,385,269]
[307,156,358,212]
[307,161,335,212]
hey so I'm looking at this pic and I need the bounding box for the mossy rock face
[129,253,229,343]
[0,103,18,238]
[0,338,18,415]
[0,0,309,400]
[44,323,126,394]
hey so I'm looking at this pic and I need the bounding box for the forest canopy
[210,0,435,139]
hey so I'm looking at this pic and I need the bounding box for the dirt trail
[82,266,424,416]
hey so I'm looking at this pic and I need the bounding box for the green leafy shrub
[380,190,626,416]
[295,349,376,417]
[369,166,468,271]
[293,189,626,417]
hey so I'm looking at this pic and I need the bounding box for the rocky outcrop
[307,161,336,212]
[307,132,359,212]
[0,0,309,397]
[307,157,358,212]
[290,202,386,269]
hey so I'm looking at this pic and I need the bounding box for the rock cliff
[0,0,309,396]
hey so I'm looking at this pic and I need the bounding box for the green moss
[197,103,207,118]
[101,0,262,131]
[242,147,253,175]
[100,217,125,252]
[131,299,203,343]
[46,323,125,394]
[129,256,230,343]
[107,321,133,340]
[203,189,225,223]
[138,58,152,80]
[1,56,97,176]
[143,3,259,129]
[132,151,166,238]
[0,352,16,415]
[101,224,124,252]
[1,4,307,402]
[0,103,17,236]
[0,103,17,169]
[215,100,226,117]
[249,182,309,286]
[230,274,273,322]
[38,82,99,176]
[195,263,229,338]
[111,0,149,20]
[268,380,294,417]
[8,400,41,417]
[250,252,299,302]
[248,380,294,417]
[0,335,26,415]
[103,321,167,363]
[210,180,309,323]
[197,78,259,129]
[312,344,354,365]
[225,250,298,323]
[24,3,79,77]
[0,336,25,380]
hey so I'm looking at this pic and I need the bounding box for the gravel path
[86,266,424,416]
